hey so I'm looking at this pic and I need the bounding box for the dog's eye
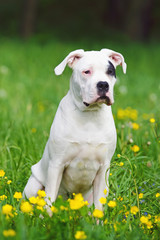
[83,70,91,75]
[107,61,116,77]
[107,69,114,75]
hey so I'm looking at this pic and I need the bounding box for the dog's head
[54,49,126,109]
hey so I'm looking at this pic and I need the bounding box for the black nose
[97,81,109,92]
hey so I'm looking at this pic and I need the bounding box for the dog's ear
[54,49,85,75]
[101,49,127,74]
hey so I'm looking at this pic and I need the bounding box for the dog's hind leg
[23,174,43,199]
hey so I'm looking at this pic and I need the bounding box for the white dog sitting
[23,49,126,211]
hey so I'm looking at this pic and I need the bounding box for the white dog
[23,49,126,210]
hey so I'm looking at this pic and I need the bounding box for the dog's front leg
[45,161,64,205]
[93,165,109,210]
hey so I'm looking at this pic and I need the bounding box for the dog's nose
[97,81,109,92]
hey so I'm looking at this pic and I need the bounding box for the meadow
[0,38,160,239]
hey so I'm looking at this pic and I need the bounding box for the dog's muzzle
[96,81,112,106]
[83,81,112,107]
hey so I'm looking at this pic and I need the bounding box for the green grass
[0,38,160,239]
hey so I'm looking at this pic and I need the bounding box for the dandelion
[155,216,160,223]
[37,190,46,198]
[3,229,16,237]
[29,196,38,204]
[156,193,160,198]
[20,201,33,213]
[103,189,107,195]
[69,193,86,210]
[38,102,45,113]
[110,173,112,176]
[2,205,14,218]
[108,200,117,208]
[0,169,5,177]
[0,195,7,201]
[139,193,144,199]
[93,209,104,218]
[117,154,121,158]
[104,219,108,224]
[125,211,129,218]
[31,128,37,133]
[13,192,22,201]
[119,162,124,166]
[60,206,68,211]
[150,118,155,123]
[131,145,140,153]
[130,206,139,215]
[99,197,107,204]
[146,221,153,229]
[36,206,44,211]
[37,198,46,207]
[2,204,13,216]
[50,206,58,213]
[132,122,140,130]
[117,197,123,201]
[75,231,87,239]
[140,216,148,224]
[7,180,12,185]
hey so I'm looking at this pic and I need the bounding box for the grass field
[0,38,160,239]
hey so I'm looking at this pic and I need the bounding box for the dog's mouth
[83,96,112,107]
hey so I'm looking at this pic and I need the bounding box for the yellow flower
[132,122,140,130]
[93,209,104,218]
[31,128,37,133]
[117,109,126,119]
[60,205,68,211]
[146,221,153,229]
[108,200,117,208]
[131,145,140,153]
[140,216,148,224]
[7,180,12,185]
[29,196,38,204]
[20,201,33,213]
[156,193,160,198]
[3,229,16,237]
[130,206,139,215]
[2,204,13,215]
[75,231,87,239]
[50,206,58,213]
[69,193,86,210]
[155,216,160,223]
[0,195,7,201]
[139,193,143,199]
[110,173,112,176]
[150,118,155,123]
[37,190,46,198]
[117,154,121,158]
[37,198,46,207]
[99,197,107,204]
[104,219,108,224]
[125,211,129,217]
[0,169,5,177]
[36,206,44,211]
[117,196,123,201]
[13,192,22,200]
[119,162,124,167]
[103,189,107,195]
[38,102,45,112]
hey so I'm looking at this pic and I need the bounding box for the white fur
[23,49,126,210]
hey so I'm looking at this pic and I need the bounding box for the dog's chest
[61,143,107,193]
